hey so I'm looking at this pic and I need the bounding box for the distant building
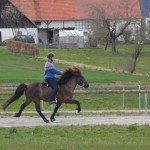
[0,0,149,48]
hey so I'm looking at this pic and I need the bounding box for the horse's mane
[58,66,81,85]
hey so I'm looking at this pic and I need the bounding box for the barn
[0,0,149,48]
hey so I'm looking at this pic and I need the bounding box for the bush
[123,30,132,43]
[6,40,39,55]
[0,42,6,46]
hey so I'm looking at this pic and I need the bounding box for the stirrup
[49,100,57,105]
[55,98,58,103]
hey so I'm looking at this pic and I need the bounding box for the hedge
[6,40,39,56]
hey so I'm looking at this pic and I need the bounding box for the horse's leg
[35,101,49,123]
[74,100,81,113]
[50,102,62,122]
[66,99,81,113]
[14,101,30,117]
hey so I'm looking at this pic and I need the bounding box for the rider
[44,52,62,105]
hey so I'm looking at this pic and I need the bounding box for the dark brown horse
[2,67,89,123]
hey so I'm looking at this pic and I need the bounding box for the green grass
[1,46,150,149]
[1,46,150,83]
[0,46,150,111]
[40,44,150,74]
[0,92,148,112]
[0,125,150,150]
[0,47,66,83]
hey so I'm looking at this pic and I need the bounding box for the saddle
[41,82,59,101]
[41,78,59,87]
[41,82,49,87]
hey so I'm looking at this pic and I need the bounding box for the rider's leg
[45,78,59,105]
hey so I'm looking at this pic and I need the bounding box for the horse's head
[69,66,89,88]
[76,75,89,88]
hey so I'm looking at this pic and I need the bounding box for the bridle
[77,75,89,88]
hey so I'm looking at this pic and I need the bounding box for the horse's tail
[2,83,27,110]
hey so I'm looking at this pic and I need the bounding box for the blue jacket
[44,60,62,79]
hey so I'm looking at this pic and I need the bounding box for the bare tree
[90,0,135,54]
[129,42,144,73]
[1,4,34,37]
[129,18,146,73]
[90,13,109,49]
[1,4,22,36]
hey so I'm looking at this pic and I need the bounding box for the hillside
[0,45,150,83]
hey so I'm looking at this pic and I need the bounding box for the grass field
[0,46,150,111]
[1,45,150,149]
[40,44,150,74]
[1,46,150,83]
[1,125,150,150]
[0,92,148,112]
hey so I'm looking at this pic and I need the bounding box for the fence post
[145,93,148,114]
[41,100,44,110]
[138,84,141,112]
[122,87,125,109]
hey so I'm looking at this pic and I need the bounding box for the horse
[2,66,89,123]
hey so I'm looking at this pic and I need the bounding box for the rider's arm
[44,61,62,75]
[50,67,62,75]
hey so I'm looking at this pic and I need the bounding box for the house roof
[9,0,76,21]
[75,0,142,20]
[10,0,142,21]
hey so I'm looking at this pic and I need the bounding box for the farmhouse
[0,0,150,48]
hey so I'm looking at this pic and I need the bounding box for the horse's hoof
[51,118,56,123]
[14,113,20,117]
[75,109,78,115]
[44,119,49,123]
[75,108,81,114]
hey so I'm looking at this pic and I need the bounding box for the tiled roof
[10,0,76,21]
[75,0,142,19]
[10,0,142,21]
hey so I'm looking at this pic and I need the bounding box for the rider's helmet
[47,52,55,59]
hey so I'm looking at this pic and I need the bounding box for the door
[49,31,53,43]
[0,32,1,42]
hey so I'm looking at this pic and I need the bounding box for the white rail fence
[1,83,150,113]
[78,83,150,114]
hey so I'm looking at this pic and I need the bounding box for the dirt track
[1,114,150,127]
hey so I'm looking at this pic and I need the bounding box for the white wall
[36,20,75,29]
[0,28,38,43]
[145,18,150,31]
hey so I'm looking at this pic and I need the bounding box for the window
[75,20,91,30]
[17,31,22,36]
[35,21,41,25]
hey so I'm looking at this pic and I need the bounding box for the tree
[1,4,21,35]
[1,4,34,37]
[129,18,147,73]
[129,42,144,73]
[90,0,136,54]
[90,13,109,49]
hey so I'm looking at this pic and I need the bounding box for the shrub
[123,30,132,43]
[0,42,6,46]
[6,40,39,56]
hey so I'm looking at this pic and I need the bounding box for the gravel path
[1,115,150,127]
